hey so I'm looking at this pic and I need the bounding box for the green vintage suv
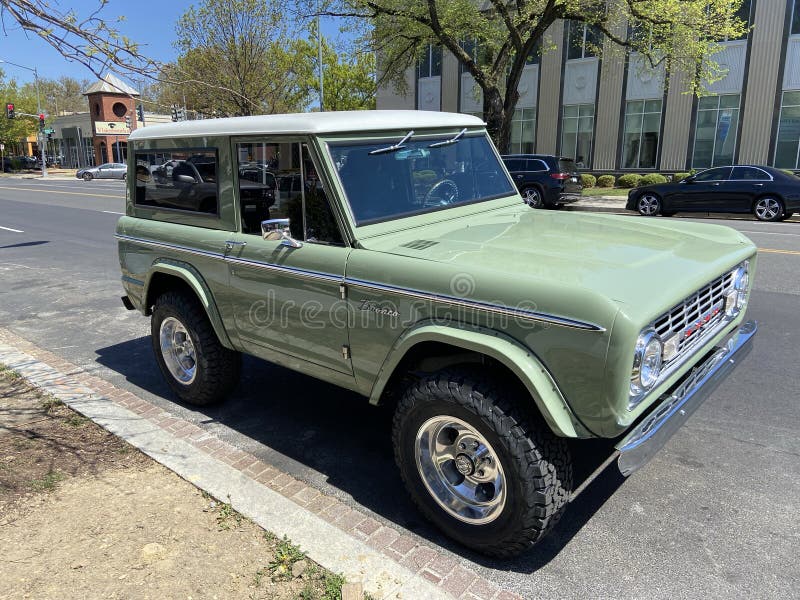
[117,111,757,557]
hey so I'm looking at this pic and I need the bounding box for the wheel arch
[369,324,590,438]
[143,262,234,349]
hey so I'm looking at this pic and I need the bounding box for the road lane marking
[0,225,23,233]
[740,230,800,237]
[0,185,121,199]
[758,248,800,255]
[103,211,125,215]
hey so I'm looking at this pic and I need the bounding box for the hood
[360,206,756,324]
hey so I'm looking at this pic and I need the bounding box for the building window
[418,45,442,78]
[692,94,740,168]
[561,104,594,167]
[509,108,537,154]
[567,21,603,60]
[727,0,752,40]
[622,99,662,169]
[793,0,800,35]
[775,91,800,169]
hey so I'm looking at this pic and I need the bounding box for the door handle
[516,174,523,179]
[224,240,247,251]
[754,183,764,187]
[712,182,720,186]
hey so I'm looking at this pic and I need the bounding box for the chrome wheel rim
[523,188,542,208]
[159,317,197,384]
[638,195,660,216]
[755,198,780,220]
[414,416,506,524]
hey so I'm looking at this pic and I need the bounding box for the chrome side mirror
[261,218,303,248]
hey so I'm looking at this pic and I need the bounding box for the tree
[0,1,159,79]
[163,0,314,116]
[0,73,38,152]
[326,0,748,152]
[23,76,93,116]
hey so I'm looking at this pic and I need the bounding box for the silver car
[76,162,127,181]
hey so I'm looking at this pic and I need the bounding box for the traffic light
[124,115,131,128]
[136,104,144,122]
[39,113,45,131]
[171,105,178,122]
[6,103,14,119]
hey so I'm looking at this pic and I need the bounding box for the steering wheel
[424,178,459,207]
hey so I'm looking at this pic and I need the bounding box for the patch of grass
[269,535,306,580]
[216,496,243,530]
[64,414,89,427]
[322,572,346,600]
[31,470,64,491]
[252,566,268,588]
[0,364,21,381]
[41,396,63,413]
[582,187,630,197]
[298,582,318,599]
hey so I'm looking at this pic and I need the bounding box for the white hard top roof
[129,110,485,140]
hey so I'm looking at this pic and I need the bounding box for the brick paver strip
[0,327,523,600]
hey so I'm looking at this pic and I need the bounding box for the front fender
[369,323,592,438]
[144,260,234,350]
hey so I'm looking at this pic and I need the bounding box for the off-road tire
[392,369,572,557]
[151,290,241,406]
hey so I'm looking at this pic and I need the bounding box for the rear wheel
[779,211,795,221]
[753,197,784,222]
[521,187,544,209]
[636,193,661,216]
[82,172,93,181]
[122,173,127,181]
[151,290,241,406]
[393,369,572,557]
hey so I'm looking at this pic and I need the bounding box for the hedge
[596,174,616,188]
[673,172,691,182]
[639,173,668,186]
[580,173,596,188]
[617,173,642,188]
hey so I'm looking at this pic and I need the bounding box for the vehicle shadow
[95,336,626,574]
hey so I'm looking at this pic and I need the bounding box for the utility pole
[318,0,324,112]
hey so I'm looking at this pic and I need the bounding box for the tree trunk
[483,87,508,152]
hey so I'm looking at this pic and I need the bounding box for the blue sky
[0,0,345,85]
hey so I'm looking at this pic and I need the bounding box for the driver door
[225,139,353,376]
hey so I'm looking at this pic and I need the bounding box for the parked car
[77,162,128,181]
[1,156,12,172]
[117,111,756,557]
[627,165,800,221]
[501,154,582,208]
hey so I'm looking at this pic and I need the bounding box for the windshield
[328,133,515,225]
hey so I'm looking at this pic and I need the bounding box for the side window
[133,150,218,215]
[693,167,732,182]
[731,166,770,181]
[528,159,548,172]
[236,141,343,246]
[503,158,524,172]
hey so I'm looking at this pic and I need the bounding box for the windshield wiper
[428,128,467,148]
[369,130,415,155]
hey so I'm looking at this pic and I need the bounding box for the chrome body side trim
[616,320,757,476]
[345,278,606,331]
[116,234,605,331]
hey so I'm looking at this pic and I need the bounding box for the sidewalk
[1,168,78,180]
[0,327,520,600]
[566,196,628,213]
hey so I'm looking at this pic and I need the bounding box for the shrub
[672,172,691,182]
[580,173,596,188]
[639,173,668,186]
[596,174,616,188]
[617,173,642,188]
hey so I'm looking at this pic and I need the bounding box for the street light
[0,58,48,178]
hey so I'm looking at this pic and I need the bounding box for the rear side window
[133,150,219,215]
[558,159,578,173]
[527,159,549,172]
[731,166,771,181]
[504,158,525,171]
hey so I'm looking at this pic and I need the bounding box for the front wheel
[636,193,661,216]
[779,211,795,221]
[753,196,785,221]
[82,172,93,181]
[151,291,241,406]
[393,370,572,557]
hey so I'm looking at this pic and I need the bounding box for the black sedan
[626,165,800,221]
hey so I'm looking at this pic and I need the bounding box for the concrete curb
[0,328,520,600]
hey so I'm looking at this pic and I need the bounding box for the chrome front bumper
[616,320,757,476]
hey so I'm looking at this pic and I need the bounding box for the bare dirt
[0,369,344,600]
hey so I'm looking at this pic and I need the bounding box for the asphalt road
[1,177,798,598]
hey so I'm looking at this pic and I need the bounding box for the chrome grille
[653,269,735,366]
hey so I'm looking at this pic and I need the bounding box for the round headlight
[631,330,663,396]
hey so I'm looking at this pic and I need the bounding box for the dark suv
[501,154,582,208]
